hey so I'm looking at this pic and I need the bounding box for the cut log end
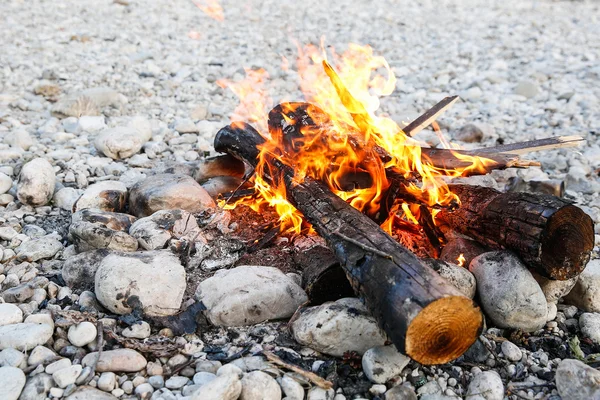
[406,296,482,365]
[541,204,594,280]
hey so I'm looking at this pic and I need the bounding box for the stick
[402,96,460,137]
[474,135,584,155]
[262,350,333,390]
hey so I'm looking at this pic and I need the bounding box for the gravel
[1,0,600,399]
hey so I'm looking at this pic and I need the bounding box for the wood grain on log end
[406,296,482,365]
[542,204,594,280]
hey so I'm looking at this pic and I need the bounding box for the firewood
[474,135,584,155]
[402,96,459,137]
[435,184,594,280]
[214,123,483,365]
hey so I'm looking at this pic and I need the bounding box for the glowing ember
[192,0,224,21]
[457,254,466,267]
[218,42,495,235]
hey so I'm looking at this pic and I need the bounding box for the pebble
[78,116,106,132]
[148,375,165,389]
[190,373,242,400]
[564,259,600,312]
[53,364,82,388]
[532,272,578,303]
[97,372,117,392]
[0,366,26,400]
[165,376,189,389]
[16,158,56,207]
[129,209,200,250]
[290,297,386,357]
[81,349,147,372]
[94,250,186,317]
[16,235,63,262]
[65,385,120,399]
[196,265,308,326]
[0,303,23,326]
[28,345,58,366]
[73,181,128,213]
[0,172,12,194]
[217,363,244,377]
[94,120,152,160]
[465,371,504,400]
[362,345,411,384]
[515,80,540,98]
[122,321,151,339]
[0,322,53,350]
[455,123,484,143]
[307,387,336,400]
[555,358,600,400]
[62,249,109,291]
[46,358,72,374]
[68,321,98,347]
[193,371,217,386]
[579,312,600,344]
[384,385,417,400]
[500,340,522,362]
[69,221,138,253]
[19,372,53,399]
[0,347,26,368]
[280,375,305,400]
[239,371,281,399]
[469,251,547,331]
[128,173,215,217]
[429,260,477,298]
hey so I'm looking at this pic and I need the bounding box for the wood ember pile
[205,61,594,365]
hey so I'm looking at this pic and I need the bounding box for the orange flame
[457,253,466,267]
[218,42,495,235]
[192,0,224,21]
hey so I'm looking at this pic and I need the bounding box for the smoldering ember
[1,1,600,400]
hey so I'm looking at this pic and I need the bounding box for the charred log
[436,184,594,280]
[215,123,483,365]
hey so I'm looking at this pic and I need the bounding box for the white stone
[0,172,12,195]
[515,81,539,98]
[129,209,200,250]
[53,364,82,388]
[0,366,26,400]
[165,376,189,389]
[28,345,58,366]
[0,348,26,368]
[191,373,242,400]
[500,341,522,362]
[193,371,217,386]
[290,298,386,357]
[53,187,83,211]
[217,363,244,377]
[0,304,23,326]
[465,371,503,400]
[564,259,600,312]
[16,235,63,262]
[556,359,600,400]
[0,323,53,350]
[45,358,72,374]
[434,261,477,299]
[532,272,578,303]
[97,372,117,392]
[95,251,186,317]
[469,252,547,331]
[196,265,308,327]
[94,118,151,160]
[73,181,128,212]
[66,385,120,399]
[580,313,600,344]
[362,345,410,384]
[122,321,151,339]
[17,158,55,207]
[280,375,304,400]
[19,373,53,399]
[68,321,98,347]
[78,116,106,132]
[240,370,281,400]
[82,349,147,372]
[307,387,336,400]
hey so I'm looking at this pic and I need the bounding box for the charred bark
[436,184,594,280]
[215,123,483,365]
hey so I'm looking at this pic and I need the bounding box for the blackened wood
[215,123,483,365]
[436,184,594,280]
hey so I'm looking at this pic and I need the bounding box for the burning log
[214,122,483,365]
[436,184,594,280]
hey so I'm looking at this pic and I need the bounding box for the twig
[332,230,393,260]
[262,350,333,390]
[86,320,104,384]
[221,170,255,208]
[402,96,459,137]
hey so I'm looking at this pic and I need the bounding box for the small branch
[262,350,333,390]
[331,230,394,260]
[86,320,104,384]
[402,96,459,137]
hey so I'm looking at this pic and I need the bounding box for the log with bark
[436,184,594,280]
[214,122,483,365]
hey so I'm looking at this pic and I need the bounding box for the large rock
[424,259,476,299]
[532,272,578,304]
[129,174,215,217]
[469,252,547,331]
[18,372,53,400]
[0,323,53,350]
[191,374,242,400]
[0,366,26,400]
[65,386,119,399]
[579,313,600,344]
[94,117,151,160]
[129,209,201,250]
[290,298,386,357]
[362,345,410,384]
[69,221,138,253]
[62,249,110,291]
[564,259,600,312]
[555,359,600,400]
[465,371,503,400]
[17,158,55,206]
[0,304,23,326]
[95,250,186,316]
[72,209,136,232]
[82,349,147,372]
[196,265,308,327]
[73,181,128,213]
[16,235,63,262]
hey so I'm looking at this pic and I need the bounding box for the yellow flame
[192,0,224,21]
[457,253,466,267]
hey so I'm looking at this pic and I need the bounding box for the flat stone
[45,358,72,374]
[0,323,53,351]
[17,158,55,207]
[0,366,26,400]
[196,265,308,326]
[53,187,83,211]
[129,174,215,217]
[165,376,189,389]
[72,209,136,232]
[28,345,58,366]
[53,364,82,388]
[65,386,119,400]
[290,298,386,357]
[0,304,23,326]
[129,209,200,250]
[16,236,63,262]
[94,118,151,160]
[69,221,138,253]
[190,373,242,400]
[82,349,147,372]
[362,345,411,384]
[95,250,186,317]
[556,359,600,400]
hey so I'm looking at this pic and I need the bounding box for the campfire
[209,44,594,365]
